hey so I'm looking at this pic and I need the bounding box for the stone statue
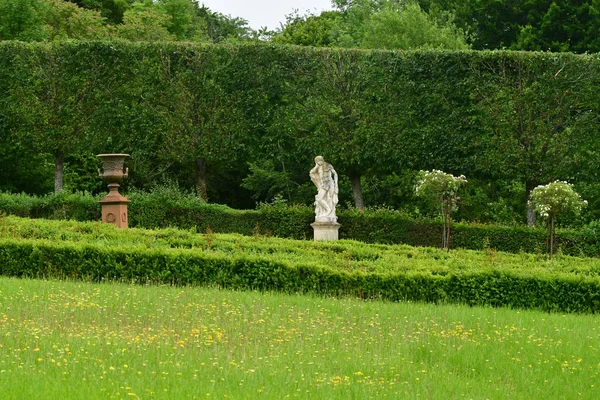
[310,156,338,222]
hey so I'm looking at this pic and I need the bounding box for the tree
[415,169,467,250]
[272,10,342,46]
[0,43,54,194]
[135,45,250,200]
[45,0,109,40]
[359,2,469,50]
[67,0,132,24]
[419,0,600,53]
[1,0,252,43]
[306,50,376,209]
[112,1,174,41]
[157,0,208,41]
[1,0,113,42]
[195,5,254,43]
[273,0,469,50]
[530,181,587,258]
[514,1,600,53]
[0,0,49,41]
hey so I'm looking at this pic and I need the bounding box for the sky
[199,1,335,31]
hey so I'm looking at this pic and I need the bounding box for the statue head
[314,155,324,165]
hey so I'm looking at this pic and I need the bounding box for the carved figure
[309,156,338,222]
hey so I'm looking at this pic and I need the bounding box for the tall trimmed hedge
[2,41,600,217]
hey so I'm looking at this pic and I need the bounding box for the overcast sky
[199,1,334,31]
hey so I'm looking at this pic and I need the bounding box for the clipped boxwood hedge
[1,191,599,257]
[1,237,599,314]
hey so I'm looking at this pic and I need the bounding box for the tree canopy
[419,0,600,53]
[274,0,600,53]
[273,0,470,50]
[4,0,600,53]
[0,0,254,43]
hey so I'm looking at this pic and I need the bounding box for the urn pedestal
[97,154,130,229]
[311,219,341,241]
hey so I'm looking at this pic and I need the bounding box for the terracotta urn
[97,154,130,228]
[97,153,129,185]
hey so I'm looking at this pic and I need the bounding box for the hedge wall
[2,41,600,217]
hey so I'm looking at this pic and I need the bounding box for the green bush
[0,192,44,217]
[1,229,599,313]
[1,191,599,256]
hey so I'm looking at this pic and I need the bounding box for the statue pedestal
[311,221,341,241]
[98,154,130,229]
[99,184,130,229]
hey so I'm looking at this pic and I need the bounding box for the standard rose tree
[529,181,587,259]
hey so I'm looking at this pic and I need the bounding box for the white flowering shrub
[415,170,467,250]
[529,181,587,218]
[529,180,587,258]
[415,170,467,207]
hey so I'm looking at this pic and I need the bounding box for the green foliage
[126,183,205,228]
[2,192,600,257]
[157,0,205,41]
[0,190,100,220]
[2,216,600,313]
[256,203,314,240]
[2,42,600,221]
[0,0,251,43]
[0,192,45,217]
[358,2,469,50]
[241,160,294,202]
[419,0,600,53]
[416,170,467,250]
[0,0,49,41]
[530,181,587,258]
[5,42,125,192]
[195,5,253,43]
[112,1,173,41]
[530,181,588,219]
[45,0,109,40]
[415,169,467,206]
[273,0,469,50]
[273,10,341,47]
[41,190,101,220]
[72,0,131,24]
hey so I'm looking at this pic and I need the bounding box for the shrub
[1,219,600,314]
[530,181,587,258]
[415,170,467,250]
[1,191,599,256]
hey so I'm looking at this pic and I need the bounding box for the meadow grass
[0,277,598,399]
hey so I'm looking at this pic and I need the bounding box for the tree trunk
[350,172,364,209]
[441,202,451,251]
[54,151,64,193]
[446,209,452,252]
[441,204,446,250]
[194,157,208,201]
[549,215,555,259]
[526,179,537,227]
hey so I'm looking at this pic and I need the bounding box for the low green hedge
[1,236,599,313]
[1,191,599,256]
[6,215,600,277]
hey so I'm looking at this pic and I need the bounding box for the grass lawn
[0,277,598,399]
